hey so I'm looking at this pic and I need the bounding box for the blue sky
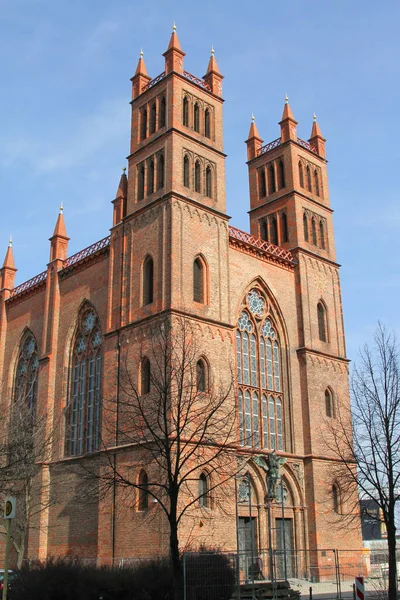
[1,0,399,362]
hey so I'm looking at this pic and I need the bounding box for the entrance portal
[276,518,295,579]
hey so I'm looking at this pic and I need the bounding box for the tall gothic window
[183,96,189,127]
[261,219,268,242]
[199,472,209,507]
[183,155,190,188]
[325,388,334,418]
[196,359,206,392]
[195,161,201,193]
[157,153,165,190]
[143,256,154,305]
[312,218,317,245]
[66,307,102,456]
[281,212,288,243]
[147,159,155,195]
[278,160,285,189]
[268,164,276,194]
[270,217,278,246]
[236,290,284,451]
[141,357,151,394]
[317,302,327,342]
[194,103,200,133]
[150,103,156,134]
[14,334,39,412]
[205,166,212,198]
[299,162,304,188]
[319,220,325,249]
[138,163,145,200]
[306,165,312,192]
[159,97,166,128]
[141,108,147,140]
[303,213,309,241]
[259,169,266,198]
[138,470,149,510]
[193,257,204,303]
[204,108,210,138]
[314,170,320,196]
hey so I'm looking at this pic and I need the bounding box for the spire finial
[251,113,255,123]
[60,203,63,214]
[122,166,126,173]
[285,94,289,104]
[172,22,176,32]
[211,45,215,56]
[313,112,317,122]
[140,48,144,58]
[8,236,12,248]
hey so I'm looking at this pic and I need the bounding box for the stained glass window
[66,307,102,456]
[236,290,285,451]
[14,334,39,412]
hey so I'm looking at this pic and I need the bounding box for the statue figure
[254,451,286,500]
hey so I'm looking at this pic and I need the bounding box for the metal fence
[183,548,395,600]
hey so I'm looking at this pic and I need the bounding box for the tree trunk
[169,497,182,600]
[386,516,397,600]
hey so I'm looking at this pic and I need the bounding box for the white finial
[285,94,289,104]
[122,166,126,173]
[251,113,255,123]
[140,48,144,58]
[8,236,12,248]
[172,22,176,32]
[211,45,215,56]
[60,203,63,214]
[313,112,317,122]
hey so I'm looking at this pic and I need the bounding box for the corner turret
[163,24,185,75]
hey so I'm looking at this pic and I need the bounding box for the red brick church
[0,27,362,568]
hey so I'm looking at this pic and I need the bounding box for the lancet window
[66,307,102,456]
[14,333,39,412]
[236,290,284,451]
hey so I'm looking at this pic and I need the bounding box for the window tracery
[66,307,102,456]
[236,289,284,451]
[14,334,39,412]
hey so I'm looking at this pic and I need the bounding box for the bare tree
[329,324,400,600]
[0,389,54,568]
[94,315,237,599]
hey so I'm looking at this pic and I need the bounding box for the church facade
[0,29,362,569]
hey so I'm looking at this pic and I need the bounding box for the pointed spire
[206,44,221,76]
[309,112,326,158]
[50,206,69,262]
[246,115,264,161]
[279,94,298,142]
[52,204,67,238]
[134,48,148,77]
[2,237,15,270]
[116,166,128,199]
[113,167,128,226]
[167,22,182,51]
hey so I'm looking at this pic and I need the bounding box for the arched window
[199,472,209,508]
[140,108,147,140]
[157,153,165,190]
[138,470,149,510]
[268,164,276,194]
[147,159,155,195]
[303,213,309,241]
[317,302,327,342]
[278,160,285,189]
[183,155,190,188]
[159,97,166,128]
[306,165,312,192]
[183,96,189,127]
[314,170,320,196]
[261,219,268,242]
[270,216,278,245]
[195,161,201,193]
[311,218,317,245]
[204,108,210,138]
[299,162,304,188]
[325,388,334,418]
[205,166,212,198]
[14,333,39,413]
[66,307,102,456]
[196,359,206,392]
[280,212,288,243]
[193,257,204,303]
[332,484,340,514]
[150,103,156,135]
[236,290,284,450]
[319,220,325,249]
[193,103,200,133]
[141,357,151,394]
[143,256,154,305]
[137,163,145,200]
[259,169,266,198]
